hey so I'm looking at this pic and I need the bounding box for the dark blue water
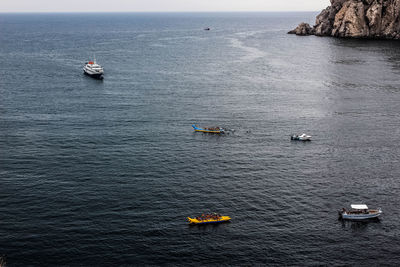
[1,12,400,266]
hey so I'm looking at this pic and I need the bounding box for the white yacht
[338,204,382,220]
[83,59,104,79]
[291,133,312,141]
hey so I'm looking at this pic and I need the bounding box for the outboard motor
[338,208,346,219]
[338,210,343,217]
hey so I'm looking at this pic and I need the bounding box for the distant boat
[187,213,231,225]
[338,204,382,220]
[204,27,211,31]
[83,58,104,79]
[291,133,311,141]
[192,124,224,134]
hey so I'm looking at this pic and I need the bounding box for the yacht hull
[84,71,103,79]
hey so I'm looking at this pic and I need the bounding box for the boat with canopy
[338,204,382,220]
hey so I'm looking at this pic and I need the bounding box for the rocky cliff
[289,0,400,39]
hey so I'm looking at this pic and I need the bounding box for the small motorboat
[204,27,211,31]
[187,213,231,225]
[83,58,104,79]
[291,133,311,141]
[338,204,382,220]
[192,124,224,134]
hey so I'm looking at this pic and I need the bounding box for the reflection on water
[340,218,381,231]
[330,37,400,74]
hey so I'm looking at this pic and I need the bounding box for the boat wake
[228,37,266,63]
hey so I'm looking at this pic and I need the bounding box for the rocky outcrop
[288,23,314,35]
[289,0,400,39]
[313,0,348,36]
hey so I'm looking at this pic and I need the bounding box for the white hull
[83,67,104,75]
[341,210,382,220]
[291,134,312,141]
[83,69,103,75]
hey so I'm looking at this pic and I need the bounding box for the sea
[1,12,400,266]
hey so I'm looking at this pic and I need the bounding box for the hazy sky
[1,0,331,12]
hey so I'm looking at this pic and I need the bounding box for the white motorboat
[83,59,104,79]
[338,204,382,220]
[291,133,311,141]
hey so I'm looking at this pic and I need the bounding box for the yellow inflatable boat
[187,215,231,225]
[192,125,225,134]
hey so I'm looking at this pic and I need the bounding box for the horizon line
[0,10,321,14]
